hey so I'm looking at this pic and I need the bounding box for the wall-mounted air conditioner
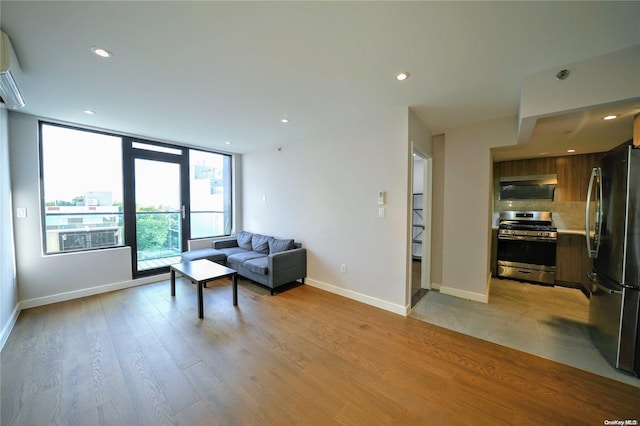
[0,30,25,109]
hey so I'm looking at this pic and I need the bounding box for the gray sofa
[181,231,306,295]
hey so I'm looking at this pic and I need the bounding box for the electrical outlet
[341,264,347,274]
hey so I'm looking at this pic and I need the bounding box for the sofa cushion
[269,238,294,254]
[180,248,226,263]
[237,231,253,250]
[252,233,274,254]
[227,251,267,268]
[243,257,269,275]
[216,247,247,257]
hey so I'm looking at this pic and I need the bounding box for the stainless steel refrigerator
[586,141,640,376]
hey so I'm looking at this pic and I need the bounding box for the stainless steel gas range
[497,211,558,285]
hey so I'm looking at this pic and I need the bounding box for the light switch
[16,207,27,218]
[379,207,385,218]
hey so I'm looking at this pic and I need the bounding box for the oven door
[497,235,557,284]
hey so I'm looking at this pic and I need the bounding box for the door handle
[181,205,186,220]
[587,272,622,295]
[585,167,601,258]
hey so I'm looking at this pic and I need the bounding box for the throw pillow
[252,234,273,254]
[237,231,253,250]
[269,238,294,254]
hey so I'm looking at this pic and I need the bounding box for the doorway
[134,158,183,271]
[410,149,432,307]
[124,140,189,276]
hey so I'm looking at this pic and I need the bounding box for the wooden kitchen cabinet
[555,153,601,201]
[496,157,555,178]
[555,233,591,291]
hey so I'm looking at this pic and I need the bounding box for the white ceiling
[2,1,640,157]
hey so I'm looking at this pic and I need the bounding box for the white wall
[242,109,422,313]
[430,134,445,288]
[9,112,148,307]
[409,108,433,156]
[441,116,517,302]
[1,107,19,349]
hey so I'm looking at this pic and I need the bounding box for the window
[189,149,232,238]
[40,123,124,254]
[40,122,234,260]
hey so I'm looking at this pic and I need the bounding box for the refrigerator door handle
[585,167,597,258]
[588,272,623,295]
[594,167,603,256]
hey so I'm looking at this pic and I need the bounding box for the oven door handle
[498,235,557,242]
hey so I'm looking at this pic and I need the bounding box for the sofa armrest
[213,238,239,249]
[269,248,307,285]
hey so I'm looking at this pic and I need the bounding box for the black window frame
[38,120,234,258]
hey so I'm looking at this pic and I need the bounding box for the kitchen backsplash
[493,200,594,230]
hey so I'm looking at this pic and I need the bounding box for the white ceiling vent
[0,30,25,109]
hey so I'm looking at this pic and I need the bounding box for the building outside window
[40,124,124,254]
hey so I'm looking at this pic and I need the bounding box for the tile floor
[410,278,640,387]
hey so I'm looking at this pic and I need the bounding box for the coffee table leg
[233,274,238,306]
[198,281,204,319]
[171,269,176,297]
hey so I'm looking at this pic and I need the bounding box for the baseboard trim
[19,273,170,310]
[305,278,407,316]
[439,285,489,304]
[0,303,20,351]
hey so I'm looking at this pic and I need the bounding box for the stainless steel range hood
[499,174,557,200]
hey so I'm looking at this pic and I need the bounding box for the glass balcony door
[134,158,183,272]
[132,158,184,272]
[121,138,191,277]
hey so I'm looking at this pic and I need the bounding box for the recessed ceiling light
[225,141,232,145]
[396,72,410,81]
[567,149,576,153]
[84,109,95,115]
[91,46,112,58]
[603,115,618,120]
[281,118,289,124]
[555,69,570,80]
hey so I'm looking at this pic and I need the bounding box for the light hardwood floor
[411,278,640,387]
[2,278,639,425]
